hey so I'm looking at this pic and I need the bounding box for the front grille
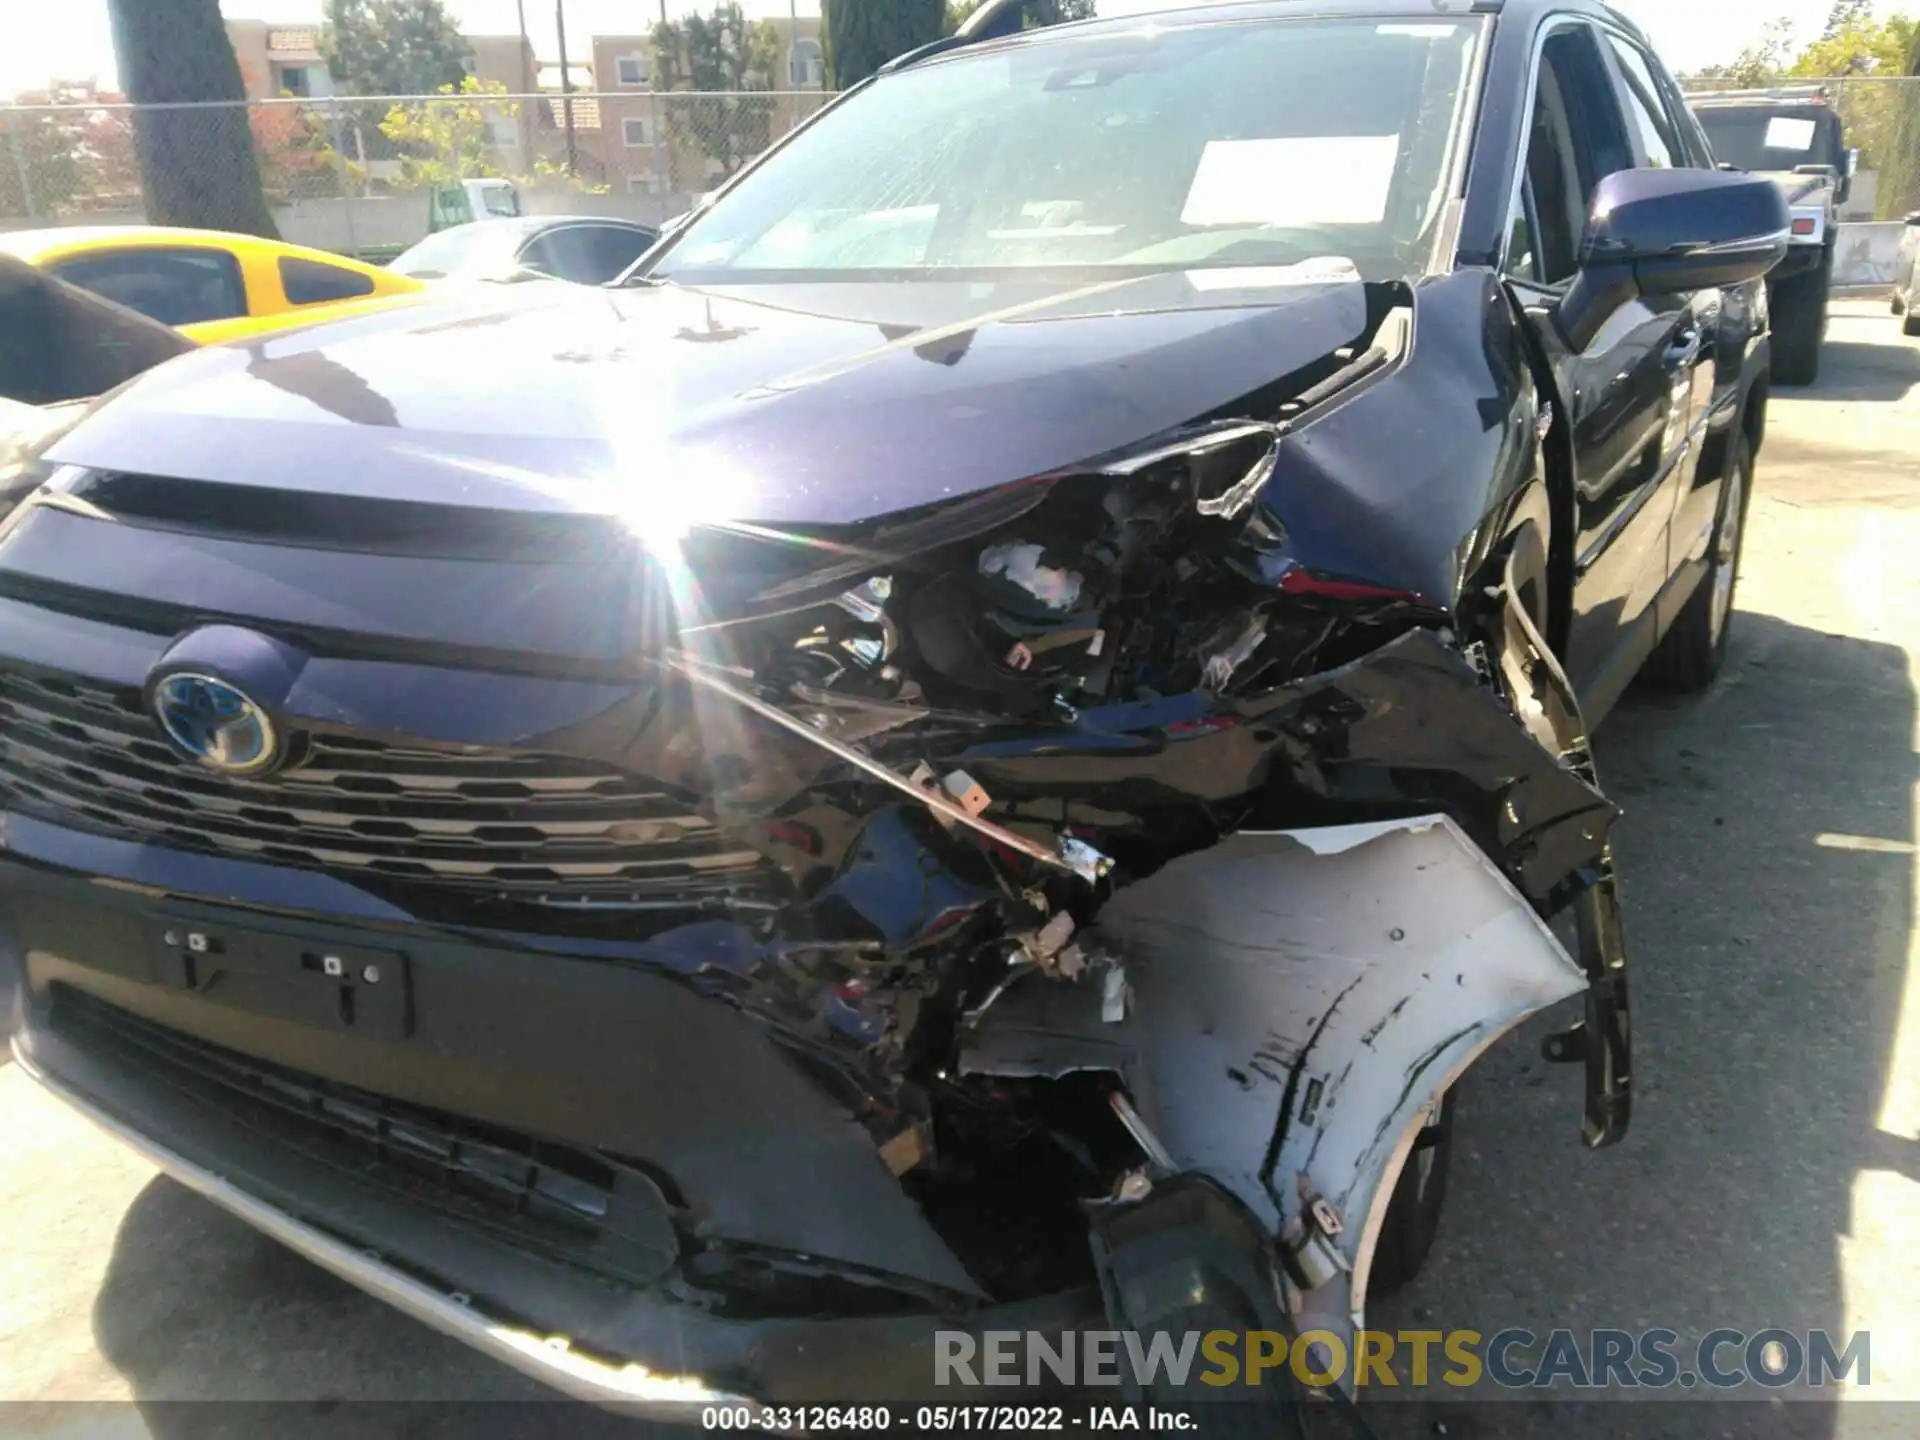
[51,986,682,1287]
[0,670,773,907]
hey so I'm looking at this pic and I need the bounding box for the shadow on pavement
[89,1178,665,1438]
[1367,609,1915,1437]
[1789,339,1920,403]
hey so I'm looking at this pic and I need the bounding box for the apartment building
[589,34,664,199]
[465,34,540,168]
[589,18,824,202]
[227,20,333,101]
[220,15,825,205]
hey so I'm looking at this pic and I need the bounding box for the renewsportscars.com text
[934,1328,1870,1391]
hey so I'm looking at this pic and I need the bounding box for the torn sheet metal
[962,627,1617,905]
[962,813,1586,1381]
[663,649,1110,881]
[1491,546,1631,1143]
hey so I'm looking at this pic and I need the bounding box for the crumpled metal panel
[963,813,1586,1373]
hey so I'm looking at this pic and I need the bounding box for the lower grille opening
[50,987,962,1320]
[50,985,685,1289]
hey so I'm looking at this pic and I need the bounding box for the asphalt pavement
[2,300,1918,1440]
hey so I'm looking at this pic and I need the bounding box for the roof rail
[877,35,971,73]
[893,0,1495,71]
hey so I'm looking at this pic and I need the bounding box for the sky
[0,0,1894,100]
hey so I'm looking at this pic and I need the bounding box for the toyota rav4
[3,0,1785,1413]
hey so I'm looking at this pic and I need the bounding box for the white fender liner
[962,813,1587,1383]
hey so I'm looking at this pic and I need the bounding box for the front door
[1499,22,1712,724]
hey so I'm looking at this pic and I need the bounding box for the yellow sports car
[0,225,427,343]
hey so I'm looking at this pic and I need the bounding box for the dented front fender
[963,813,1586,1384]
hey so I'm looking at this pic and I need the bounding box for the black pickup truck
[1691,86,1856,384]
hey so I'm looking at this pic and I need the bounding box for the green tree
[1821,1,1878,41]
[824,0,945,88]
[1791,14,1916,76]
[378,76,512,186]
[651,5,782,186]
[107,0,278,236]
[322,0,473,97]
[1788,13,1919,216]
[377,78,605,193]
[1879,14,1920,218]
[1685,17,1797,88]
[1689,11,1920,219]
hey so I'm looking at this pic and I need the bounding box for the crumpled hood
[50,264,1372,527]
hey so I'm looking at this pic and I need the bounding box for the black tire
[1368,1089,1456,1298]
[1770,253,1830,386]
[1904,290,1920,338]
[1646,432,1750,692]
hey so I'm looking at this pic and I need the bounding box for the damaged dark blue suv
[3,0,1786,1412]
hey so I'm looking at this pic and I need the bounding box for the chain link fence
[0,90,832,261]
[5,78,1916,265]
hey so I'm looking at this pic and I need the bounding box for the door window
[578,225,654,282]
[1503,25,1634,286]
[1603,36,1683,170]
[518,227,580,278]
[520,225,652,284]
[50,248,247,327]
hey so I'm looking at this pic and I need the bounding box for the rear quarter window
[279,257,378,306]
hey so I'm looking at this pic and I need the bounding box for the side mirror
[1556,168,1789,353]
